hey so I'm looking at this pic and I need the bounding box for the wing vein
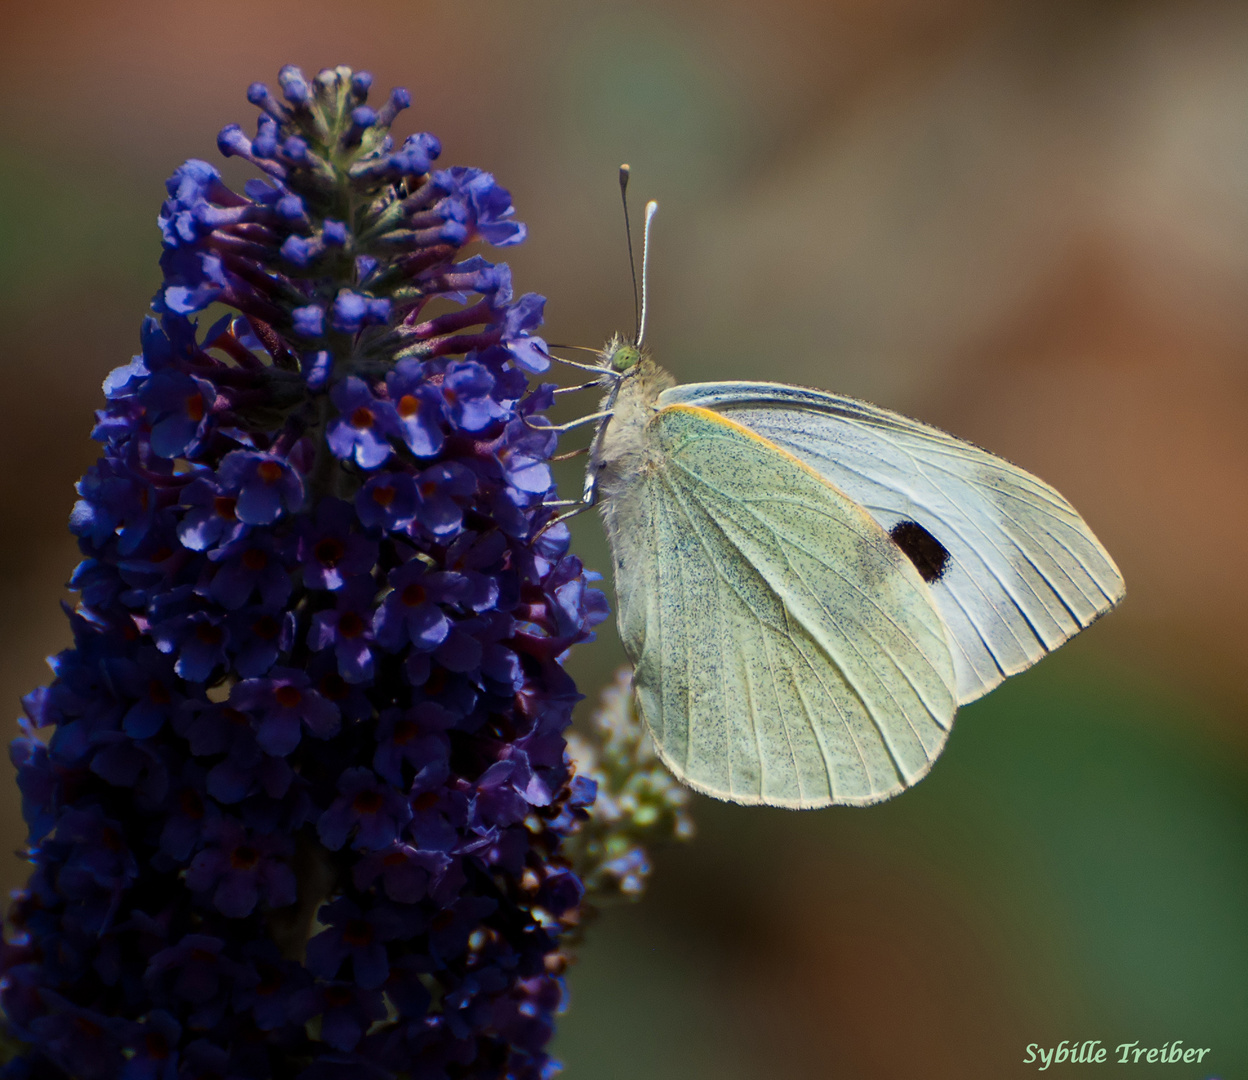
[659,447,944,780]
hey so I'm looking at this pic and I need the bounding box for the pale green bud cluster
[565,668,696,905]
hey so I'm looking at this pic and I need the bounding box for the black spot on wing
[889,520,950,583]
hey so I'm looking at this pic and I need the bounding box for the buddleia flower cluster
[0,65,609,1080]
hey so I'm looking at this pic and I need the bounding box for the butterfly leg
[553,379,610,395]
[522,409,614,434]
[534,478,604,539]
[533,501,594,540]
[542,349,623,377]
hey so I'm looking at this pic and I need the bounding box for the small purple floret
[230,668,340,756]
[185,817,296,917]
[317,767,413,852]
[386,359,445,457]
[309,578,380,684]
[217,451,304,525]
[355,472,419,532]
[297,498,379,590]
[292,303,325,338]
[326,377,400,468]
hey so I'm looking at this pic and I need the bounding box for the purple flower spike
[179,1040,230,1077]
[376,86,411,128]
[281,234,316,266]
[278,64,312,105]
[112,647,188,739]
[317,767,412,852]
[8,65,604,1080]
[538,867,585,915]
[54,808,140,901]
[327,377,399,469]
[497,422,555,499]
[503,293,551,373]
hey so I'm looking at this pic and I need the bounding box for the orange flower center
[256,461,284,484]
[241,548,268,571]
[352,790,383,813]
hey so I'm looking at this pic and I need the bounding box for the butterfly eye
[610,345,640,372]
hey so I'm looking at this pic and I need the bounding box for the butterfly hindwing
[614,404,957,808]
[658,383,1125,705]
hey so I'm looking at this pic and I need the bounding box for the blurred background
[1,0,1246,1076]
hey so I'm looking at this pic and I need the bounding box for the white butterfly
[548,193,1123,809]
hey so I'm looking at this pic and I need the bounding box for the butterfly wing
[658,382,1125,705]
[607,403,957,808]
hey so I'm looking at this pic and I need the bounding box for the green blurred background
[1,1,1245,1077]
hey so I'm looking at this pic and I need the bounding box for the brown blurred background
[1,1,1245,1077]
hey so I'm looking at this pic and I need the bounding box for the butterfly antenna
[619,164,642,344]
[637,199,658,348]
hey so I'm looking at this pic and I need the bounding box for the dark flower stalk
[0,65,610,1080]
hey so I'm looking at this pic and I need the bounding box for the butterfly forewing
[658,383,1125,705]
[616,404,957,808]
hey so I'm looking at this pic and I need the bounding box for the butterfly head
[601,334,643,375]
